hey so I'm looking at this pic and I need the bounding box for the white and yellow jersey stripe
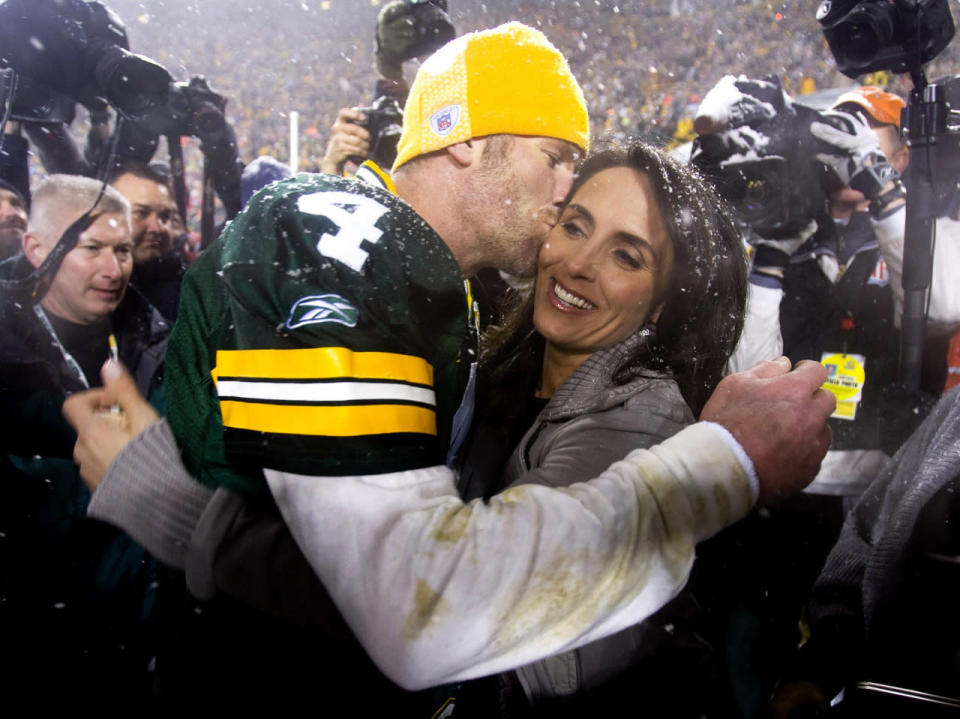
[212,346,437,438]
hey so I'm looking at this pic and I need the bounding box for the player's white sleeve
[264,422,753,690]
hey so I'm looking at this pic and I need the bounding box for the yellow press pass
[821,352,866,421]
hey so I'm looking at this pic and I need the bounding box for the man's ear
[23,232,47,269]
[445,140,477,167]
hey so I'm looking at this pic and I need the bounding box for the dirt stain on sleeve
[432,504,474,543]
[402,579,451,640]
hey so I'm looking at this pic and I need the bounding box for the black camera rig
[818,0,958,392]
[349,95,405,169]
[0,0,241,250]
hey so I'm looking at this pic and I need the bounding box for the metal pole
[289,110,299,174]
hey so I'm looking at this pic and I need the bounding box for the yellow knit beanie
[392,22,589,171]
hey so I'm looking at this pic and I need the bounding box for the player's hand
[320,107,372,175]
[62,359,160,491]
[701,357,835,505]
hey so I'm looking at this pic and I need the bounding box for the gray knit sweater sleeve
[87,418,213,569]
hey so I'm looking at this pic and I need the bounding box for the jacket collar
[541,330,670,421]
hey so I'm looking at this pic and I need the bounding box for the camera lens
[96,48,172,117]
[841,3,896,66]
[744,178,769,209]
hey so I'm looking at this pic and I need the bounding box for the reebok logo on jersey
[286,294,359,329]
[430,104,461,137]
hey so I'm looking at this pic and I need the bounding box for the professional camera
[0,0,171,120]
[908,73,960,215]
[350,94,405,169]
[0,0,242,223]
[385,0,456,64]
[132,76,229,140]
[0,69,78,125]
[692,97,833,239]
[817,0,955,78]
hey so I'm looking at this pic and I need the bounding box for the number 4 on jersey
[298,191,389,272]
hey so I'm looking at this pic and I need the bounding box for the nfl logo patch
[430,104,461,137]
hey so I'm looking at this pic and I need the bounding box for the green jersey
[165,169,477,495]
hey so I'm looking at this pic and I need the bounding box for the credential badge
[286,294,359,330]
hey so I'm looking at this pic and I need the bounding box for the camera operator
[685,73,960,715]
[319,106,375,177]
[320,0,453,176]
[0,0,243,232]
[695,76,960,493]
[758,85,960,719]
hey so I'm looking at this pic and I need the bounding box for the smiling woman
[472,140,747,433]
[534,166,675,397]
[456,140,749,716]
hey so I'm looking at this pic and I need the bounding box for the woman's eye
[561,221,585,238]
[615,249,644,270]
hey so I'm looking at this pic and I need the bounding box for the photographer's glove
[810,111,899,199]
[375,1,418,80]
[695,75,791,135]
[691,123,775,170]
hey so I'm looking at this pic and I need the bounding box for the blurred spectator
[240,154,292,206]
[1,119,31,214]
[109,161,184,321]
[0,174,168,707]
[165,197,201,265]
[0,177,27,259]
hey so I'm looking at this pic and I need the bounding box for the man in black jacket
[110,161,184,321]
[0,174,169,707]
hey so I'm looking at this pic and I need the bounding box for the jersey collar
[354,160,397,195]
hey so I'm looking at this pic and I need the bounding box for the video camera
[0,0,171,121]
[816,0,957,392]
[0,0,241,223]
[817,0,954,79]
[0,0,233,143]
[377,0,456,66]
[691,78,835,239]
[351,0,454,169]
[350,94,405,169]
